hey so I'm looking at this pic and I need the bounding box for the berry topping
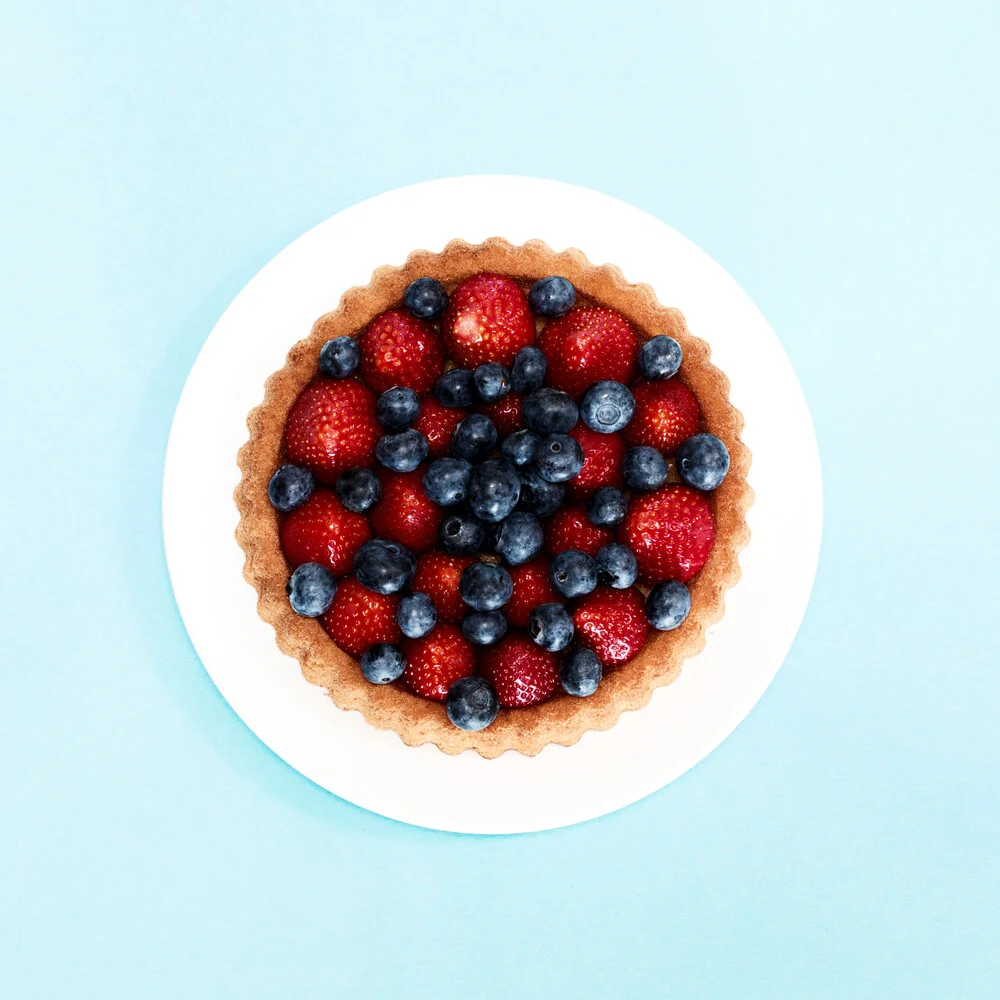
[359,309,445,394]
[414,396,467,458]
[645,580,692,631]
[460,561,514,612]
[473,362,511,403]
[506,558,560,629]
[442,273,535,368]
[565,424,626,500]
[623,445,668,492]
[318,336,360,379]
[549,549,598,598]
[522,388,578,435]
[353,538,416,595]
[370,468,443,553]
[528,602,575,652]
[321,578,401,657]
[625,378,700,454]
[573,586,649,666]
[396,592,438,639]
[451,413,497,463]
[517,466,564,518]
[595,542,638,589]
[468,458,521,523]
[268,464,315,512]
[422,457,472,507]
[439,508,487,555]
[501,428,540,467]
[494,511,545,566]
[375,428,428,472]
[375,386,421,430]
[434,368,476,408]
[403,276,448,320]
[479,635,560,708]
[401,624,475,701]
[286,562,337,617]
[509,345,547,393]
[586,486,628,527]
[560,648,602,697]
[280,489,372,576]
[676,433,730,491]
[528,275,576,317]
[446,676,500,731]
[411,550,476,624]
[534,434,585,483]
[580,380,635,434]
[334,467,381,513]
[360,643,406,684]
[637,335,683,380]
[545,503,613,557]
[461,610,508,646]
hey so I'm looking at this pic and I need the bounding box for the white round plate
[163,176,822,835]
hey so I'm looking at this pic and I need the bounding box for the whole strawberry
[322,577,401,657]
[358,309,445,394]
[565,424,626,500]
[624,378,700,454]
[414,396,467,459]
[479,634,559,707]
[475,391,523,438]
[505,558,561,628]
[442,273,535,368]
[411,550,476,624]
[537,306,639,399]
[284,379,379,485]
[401,624,476,701]
[370,468,442,554]
[620,485,715,582]
[280,489,372,576]
[573,586,649,666]
[545,503,614,558]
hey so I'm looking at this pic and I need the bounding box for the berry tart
[235,238,752,757]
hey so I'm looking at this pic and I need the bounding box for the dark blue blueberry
[534,434,585,483]
[335,467,381,513]
[596,543,638,589]
[480,518,501,555]
[623,446,668,491]
[517,466,564,518]
[446,676,500,731]
[549,549,598,598]
[396,592,437,639]
[676,433,730,491]
[461,610,508,646]
[468,459,521,523]
[451,414,497,464]
[501,428,540,467]
[473,362,510,403]
[528,276,576,317]
[460,562,513,612]
[376,386,420,430]
[587,486,627,527]
[435,368,476,408]
[268,464,315,512]
[403,276,448,320]
[645,580,692,631]
[509,345,548,393]
[528,602,574,652]
[318,336,359,378]
[422,457,472,506]
[376,428,428,472]
[353,539,415,595]
[523,388,578,435]
[580,380,635,434]
[637,335,683,380]
[360,643,407,684]
[560,647,602,697]
[439,509,486,555]
[286,562,337,617]
[494,511,544,565]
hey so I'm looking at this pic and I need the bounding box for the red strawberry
[624,378,700,454]
[284,379,379,485]
[401,624,476,701]
[322,577,401,657]
[280,489,372,575]
[441,273,535,368]
[545,503,613,558]
[369,468,442,554]
[620,485,715,583]
[565,424,626,500]
[475,391,523,438]
[358,309,445,394]
[537,307,639,399]
[573,587,650,667]
[414,396,467,459]
[506,558,561,628]
[411,550,476,624]
[479,634,559,708]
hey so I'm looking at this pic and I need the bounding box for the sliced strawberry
[565,424,626,500]
[369,468,442,554]
[624,378,701,454]
[400,624,476,701]
[573,586,649,666]
[414,396,467,459]
[479,634,559,707]
[441,273,535,368]
[321,577,401,657]
[505,558,560,629]
[544,503,613,558]
[410,550,476,624]
[358,309,445,394]
[280,489,372,576]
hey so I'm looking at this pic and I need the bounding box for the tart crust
[235,238,753,758]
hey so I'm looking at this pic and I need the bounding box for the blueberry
[596,543,638,589]
[517,466,564,518]
[528,602,574,652]
[421,457,471,507]
[501,428,540,467]
[435,368,476,408]
[376,386,420,430]
[676,433,730,491]
[587,486,627,527]
[353,539,415,595]
[268,464,314,512]
[460,562,513,612]
[439,509,486,555]
[473,362,510,403]
[645,580,692,631]
[376,428,428,472]
[403,276,448,320]
[549,549,598,598]
[318,336,359,378]
[580,380,635,434]
[560,648,602,697]
[494,511,544,565]
[479,518,502,555]
[461,610,508,646]
[509,345,548,393]
[335,467,381,513]
[286,562,337,617]
[523,388,578,435]
[528,276,576,317]
[468,459,521,523]
[446,676,500,732]
[360,643,406,684]
[451,414,497,464]
[396,592,437,638]
[624,446,668,491]
[534,434,585,483]
[638,335,683,380]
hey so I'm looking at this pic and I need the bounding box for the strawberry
[369,468,442,554]
[401,624,476,701]
[411,550,476,624]
[441,273,535,368]
[544,503,613,558]
[565,424,626,500]
[322,577,401,657]
[475,390,523,438]
[479,634,559,707]
[537,306,639,399]
[624,378,700,454]
[280,489,372,576]
[358,309,445,394]
[414,396,467,459]
[573,586,649,666]
[505,558,561,628]
[284,379,379,485]
[620,485,715,583]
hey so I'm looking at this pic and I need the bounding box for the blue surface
[2,3,998,996]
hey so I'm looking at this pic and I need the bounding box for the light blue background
[2,2,998,997]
